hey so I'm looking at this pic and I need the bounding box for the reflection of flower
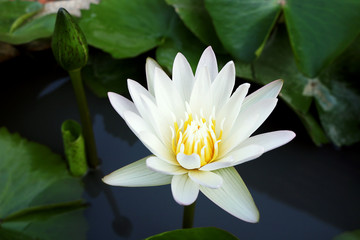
[103,47,295,223]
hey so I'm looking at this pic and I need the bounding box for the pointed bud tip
[57,7,67,15]
[52,7,88,71]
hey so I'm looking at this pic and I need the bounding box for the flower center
[171,112,222,167]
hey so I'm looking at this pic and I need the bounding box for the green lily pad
[165,0,223,51]
[333,229,360,240]
[312,78,360,146]
[156,13,206,73]
[243,24,360,146]
[250,26,313,114]
[312,37,360,146]
[0,127,87,240]
[146,227,239,240]
[79,0,175,59]
[0,1,42,34]
[204,0,282,62]
[155,13,236,74]
[0,1,56,44]
[283,0,360,77]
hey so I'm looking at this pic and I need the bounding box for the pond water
[1,50,359,239]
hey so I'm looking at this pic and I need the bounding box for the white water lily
[103,47,295,223]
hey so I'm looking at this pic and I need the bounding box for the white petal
[199,157,234,171]
[242,79,283,112]
[140,94,172,147]
[146,57,162,96]
[127,79,155,121]
[123,85,158,136]
[227,145,264,166]
[210,61,235,109]
[216,83,250,136]
[153,67,185,118]
[200,167,259,223]
[146,156,187,175]
[189,170,223,189]
[190,67,212,116]
[220,112,260,158]
[204,145,263,170]
[102,157,172,187]
[123,111,176,165]
[138,130,177,165]
[172,52,194,101]
[221,98,278,156]
[237,98,278,136]
[171,174,199,206]
[176,153,201,170]
[108,92,138,119]
[237,130,296,153]
[122,110,152,135]
[195,46,218,82]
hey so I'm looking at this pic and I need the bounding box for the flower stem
[182,201,196,228]
[68,69,99,168]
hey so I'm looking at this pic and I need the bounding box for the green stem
[182,201,196,228]
[68,69,99,168]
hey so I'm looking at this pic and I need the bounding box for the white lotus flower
[103,47,295,223]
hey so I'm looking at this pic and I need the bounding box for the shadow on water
[83,169,132,238]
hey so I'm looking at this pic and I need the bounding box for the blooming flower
[103,47,295,223]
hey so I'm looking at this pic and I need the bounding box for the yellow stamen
[172,110,223,167]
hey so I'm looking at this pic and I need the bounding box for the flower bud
[52,8,88,71]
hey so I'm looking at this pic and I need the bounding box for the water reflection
[37,76,69,99]
[83,169,132,238]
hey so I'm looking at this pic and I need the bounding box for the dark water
[1,50,359,240]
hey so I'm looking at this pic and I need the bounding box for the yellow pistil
[172,112,222,167]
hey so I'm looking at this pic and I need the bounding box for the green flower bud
[52,8,88,71]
